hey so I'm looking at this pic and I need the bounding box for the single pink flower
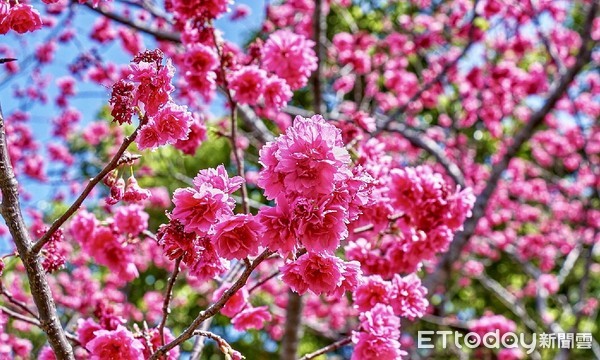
[87,325,144,360]
[228,65,267,105]
[6,4,43,34]
[231,306,272,331]
[212,214,262,260]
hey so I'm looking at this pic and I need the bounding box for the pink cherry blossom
[87,325,144,360]
[231,306,272,331]
[228,66,268,106]
[171,186,233,235]
[212,214,262,260]
[5,4,43,34]
[262,30,318,90]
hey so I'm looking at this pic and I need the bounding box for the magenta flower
[192,165,244,195]
[171,186,233,235]
[258,199,297,256]
[228,66,268,106]
[359,304,400,339]
[231,306,272,331]
[389,274,428,320]
[212,214,262,260]
[262,30,318,90]
[5,4,43,34]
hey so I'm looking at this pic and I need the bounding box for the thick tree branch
[426,1,598,292]
[280,290,304,360]
[0,107,74,359]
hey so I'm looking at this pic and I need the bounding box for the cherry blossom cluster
[70,207,147,282]
[170,0,231,23]
[108,49,196,152]
[176,26,315,114]
[351,274,428,359]
[256,115,373,294]
[346,163,475,278]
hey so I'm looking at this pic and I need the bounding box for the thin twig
[32,127,141,254]
[249,270,280,293]
[476,273,539,332]
[212,29,250,214]
[385,120,466,187]
[80,1,181,43]
[298,336,352,360]
[158,256,182,347]
[0,305,41,327]
[0,282,38,318]
[193,330,238,357]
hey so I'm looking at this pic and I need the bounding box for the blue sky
[0,0,265,252]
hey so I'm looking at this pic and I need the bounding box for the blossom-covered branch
[31,128,142,254]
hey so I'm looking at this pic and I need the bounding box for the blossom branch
[427,0,598,292]
[150,250,274,359]
[0,106,74,359]
[158,256,182,347]
[298,336,352,360]
[32,128,141,255]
